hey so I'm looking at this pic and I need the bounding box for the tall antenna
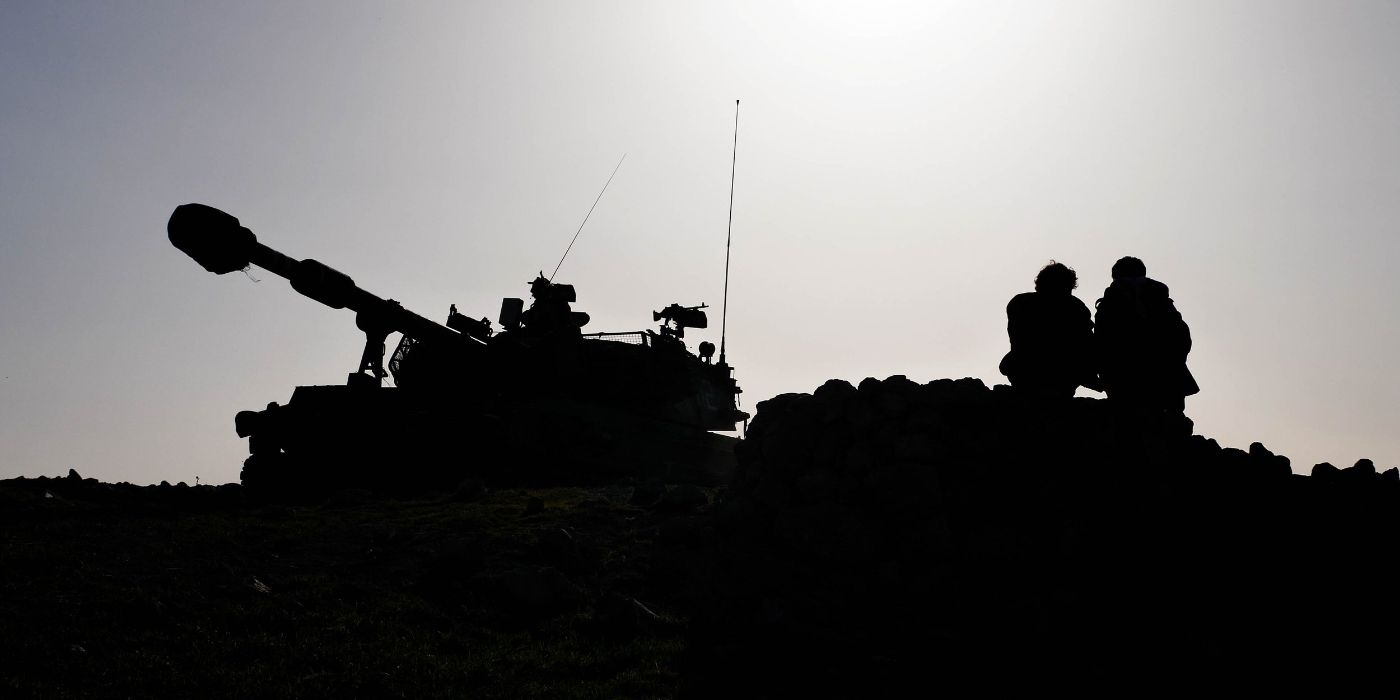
[550,153,627,282]
[720,99,739,365]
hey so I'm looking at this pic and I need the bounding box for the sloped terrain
[0,477,712,699]
[5,376,1399,697]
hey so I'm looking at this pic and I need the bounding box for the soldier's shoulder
[1007,291,1038,309]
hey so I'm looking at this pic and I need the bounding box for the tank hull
[239,384,738,500]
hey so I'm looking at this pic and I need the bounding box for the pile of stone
[691,375,1400,693]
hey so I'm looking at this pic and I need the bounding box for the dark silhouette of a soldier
[1093,256,1199,413]
[999,262,1097,399]
[520,275,589,343]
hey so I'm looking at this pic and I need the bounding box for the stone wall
[690,376,1400,692]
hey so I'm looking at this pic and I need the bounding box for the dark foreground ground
[0,478,714,699]
[6,376,1400,697]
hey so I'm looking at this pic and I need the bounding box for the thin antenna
[550,153,627,282]
[720,100,739,365]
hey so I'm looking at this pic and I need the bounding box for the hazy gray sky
[4,1,1400,484]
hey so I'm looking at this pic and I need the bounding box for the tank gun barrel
[167,203,467,349]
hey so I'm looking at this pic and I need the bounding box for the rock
[659,484,710,512]
[1311,462,1339,480]
[877,375,919,416]
[894,432,938,462]
[814,378,858,400]
[1338,459,1377,486]
[629,481,666,507]
[66,469,82,482]
[843,445,876,474]
[1249,442,1291,478]
[812,379,858,422]
[845,398,878,431]
[451,477,486,502]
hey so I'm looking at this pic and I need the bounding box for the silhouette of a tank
[168,203,748,497]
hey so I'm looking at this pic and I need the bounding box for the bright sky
[4,1,1399,485]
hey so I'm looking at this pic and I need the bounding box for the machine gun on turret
[653,303,708,341]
